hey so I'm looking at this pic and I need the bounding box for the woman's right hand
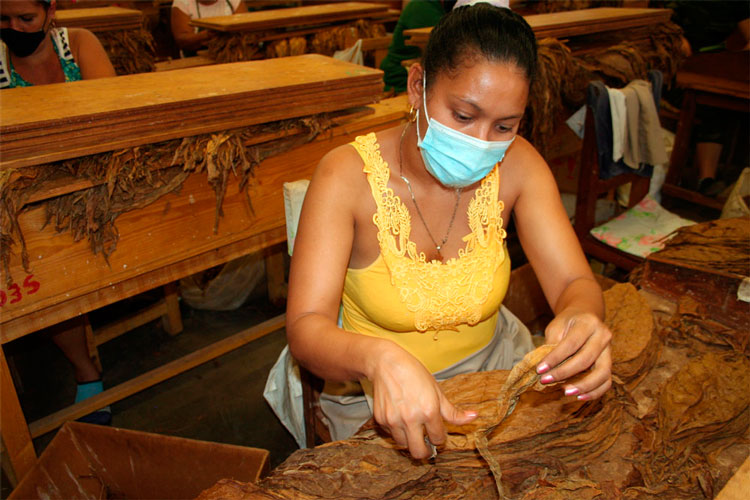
[368,344,478,459]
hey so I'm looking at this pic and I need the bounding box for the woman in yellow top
[286,4,612,459]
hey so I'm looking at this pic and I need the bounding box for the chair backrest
[573,71,666,271]
[585,70,663,182]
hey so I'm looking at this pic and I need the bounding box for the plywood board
[404,7,672,47]
[54,6,142,31]
[191,2,388,33]
[0,55,384,169]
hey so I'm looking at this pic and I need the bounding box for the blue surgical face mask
[416,76,515,188]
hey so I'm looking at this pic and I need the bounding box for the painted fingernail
[564,387,579,396]
[540,374,554,384]
[465,410,478,418]
[577,394,589,401]
[537,362,550,374]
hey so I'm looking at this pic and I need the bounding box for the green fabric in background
[379,0,448,92]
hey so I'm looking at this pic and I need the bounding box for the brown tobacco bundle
[440,366,623,498]
[211,20,385,63]
[474,345,556,497]
[99,26,156,75]
[208,32,264,63]
[605,283,661,388]
[623,351,750,499]
[1,116,332,283]
[195,284,748,500]
[522,22,684,155]
[662,296,750,355]
[650,218,750,277]
[264,37,307,58]
[522,39,572,157]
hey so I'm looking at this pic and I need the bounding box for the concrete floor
[3,286,299,496]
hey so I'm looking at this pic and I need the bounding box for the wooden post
[0,347,36,484]
[161,282,183,336]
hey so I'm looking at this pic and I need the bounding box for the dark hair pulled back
[422,4,537,90]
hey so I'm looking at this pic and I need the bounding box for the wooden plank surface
[0,95,408,341]
[54,6,142,31]
[676,51,750,100]
[404,7,672,47]
[191,2,388,32]
[0,55,383,169]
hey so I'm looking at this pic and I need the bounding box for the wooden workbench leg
[161,282,183,336]
[265,248,288,308]
[665,89,696,187]
[0,347,36,484]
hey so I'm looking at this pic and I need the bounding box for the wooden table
[403,7,672,50]
[0,95,409,486]
[192,2,398,66]
[54,6,156,75]
[662,51,750,211]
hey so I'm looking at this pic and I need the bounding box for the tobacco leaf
[193,243,747,500]
[1,116,333,284]
[99,24,155,75]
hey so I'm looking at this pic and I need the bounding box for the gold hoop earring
[408,105,417,123]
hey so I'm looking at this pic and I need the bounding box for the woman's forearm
[286,313,394,383]
[551,276,605,320]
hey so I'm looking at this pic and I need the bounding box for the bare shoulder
[67,28,115,79]
[67,28,101,50]
[307,142,369,209]
[499,135,556,203]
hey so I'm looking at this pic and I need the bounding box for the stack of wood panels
[0,54,384,169]
[54,6,142,32]
[404,7,672,49]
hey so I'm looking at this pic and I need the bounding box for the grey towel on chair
[622,80,668,170]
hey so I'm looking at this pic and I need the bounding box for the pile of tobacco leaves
[196,283,749,499]
[0,115,331,285]
[207,20,386,63]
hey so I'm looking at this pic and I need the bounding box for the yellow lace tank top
[342,133,511,373]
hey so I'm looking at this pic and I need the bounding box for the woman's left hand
[536,309,612,400]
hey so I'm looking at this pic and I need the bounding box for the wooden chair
[573,74,662,272]
[82,282,183,373]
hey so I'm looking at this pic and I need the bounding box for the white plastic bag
[333,39,363,66]
[263,345,306,448]
[721,168,750,219]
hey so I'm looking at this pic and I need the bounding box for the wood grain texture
[54,6,142,31]
[191,2,387,32]
[0,55,383,169]
[404,7,672,47]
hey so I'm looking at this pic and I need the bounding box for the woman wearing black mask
[0,0,115,88]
